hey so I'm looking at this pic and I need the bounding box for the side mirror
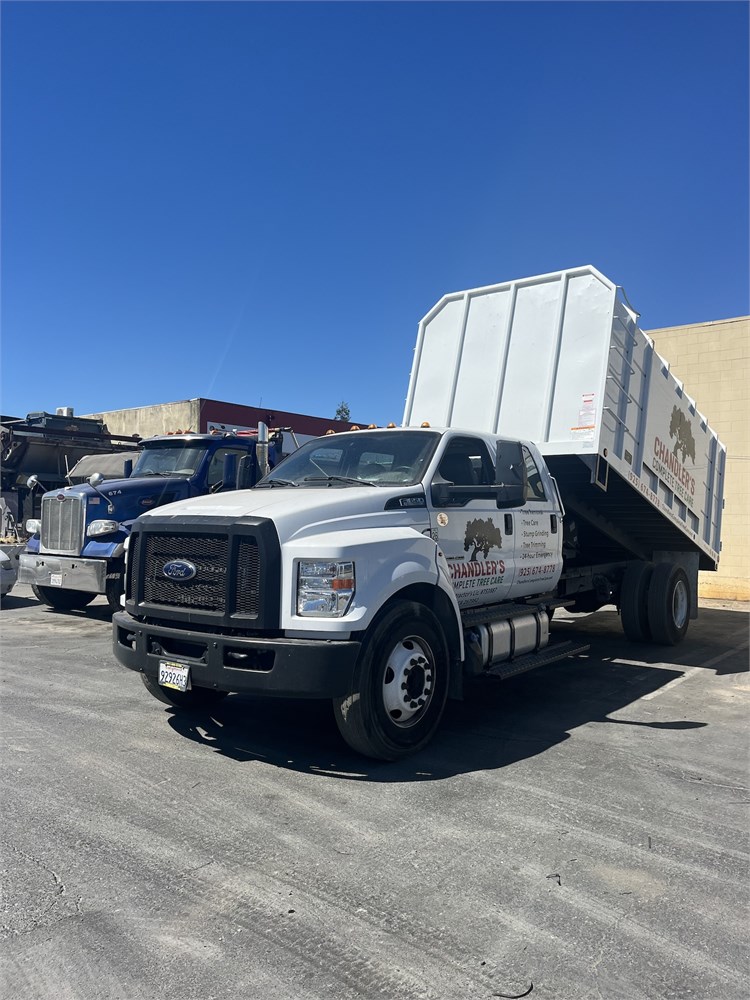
[430,479,451,508]
[495,441,527,509]
[123,459,133,478]
[87,472,105,488]
[26,475,39,490]
[237,455,254,489]
[221,452,237,491]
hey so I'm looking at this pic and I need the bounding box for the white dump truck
[113,266,725,759]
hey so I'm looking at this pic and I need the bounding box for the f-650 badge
[162,560,197,581]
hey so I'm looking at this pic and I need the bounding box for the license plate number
[158,661,190,692]
[50,573,63,587]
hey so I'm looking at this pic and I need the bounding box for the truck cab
[113,427,576,759]
[21,430,275,612]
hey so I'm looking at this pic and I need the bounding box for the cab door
[512,444,563,597]
[428,436,515,609]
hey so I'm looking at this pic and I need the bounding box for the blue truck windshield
[261,430,440,487]
[131,446,207,478]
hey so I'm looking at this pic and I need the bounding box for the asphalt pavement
[1,584,748,1000]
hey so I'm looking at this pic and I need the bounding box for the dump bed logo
[652,405,697,503]
[669,405,696,464]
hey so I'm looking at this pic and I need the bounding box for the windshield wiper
[303,475,374,487]
[256,479,299,488]
[137,471,170,477]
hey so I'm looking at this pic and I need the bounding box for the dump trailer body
[403,265,725,572]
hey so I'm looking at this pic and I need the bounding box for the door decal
[445,516,506,604]
[464,517,502,561]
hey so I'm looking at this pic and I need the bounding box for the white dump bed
[403,265,725,568]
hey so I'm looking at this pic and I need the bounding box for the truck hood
[137,485,430,539]
[43,476,192,525]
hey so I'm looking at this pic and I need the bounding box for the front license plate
[158,660,190,692]
[50,573,63,587]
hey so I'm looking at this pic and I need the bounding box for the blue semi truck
[19,425,277,612]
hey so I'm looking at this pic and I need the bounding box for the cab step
[485,640,591,681]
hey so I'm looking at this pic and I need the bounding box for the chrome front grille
[41,494,85,555]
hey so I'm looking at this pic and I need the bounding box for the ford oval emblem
[162,559,197,581]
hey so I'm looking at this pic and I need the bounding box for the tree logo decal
[463,517,503,561]
[669,406,696,465]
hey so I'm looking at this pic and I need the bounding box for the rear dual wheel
[647,562,690,646]
[620,562,653,642]
[620,561,690,646]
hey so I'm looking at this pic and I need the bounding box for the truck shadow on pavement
[0,593,39,610]
[0,595,115,620]
[164,608,747,782]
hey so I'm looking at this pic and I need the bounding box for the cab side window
[522,446,547,501]
[439,438,494,486]
[207,448,249,487]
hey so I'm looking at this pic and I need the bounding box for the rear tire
[140,673,229,710]
[32,585,96,611]
[620,562,653,642]
[647,562,690,646]
[333,600,449,761]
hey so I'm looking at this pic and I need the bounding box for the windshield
[260,430,440,487]
[131,445,207,478]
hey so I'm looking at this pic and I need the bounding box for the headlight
[87,519,120,537]
[296,560,355,617]
[25,519,41,535]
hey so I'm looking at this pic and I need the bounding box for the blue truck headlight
[25,519,41,535]
[87,519,120,537]
[296,560,355,617]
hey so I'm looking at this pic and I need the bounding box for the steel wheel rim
[382,635,435,728]
[672,579,689,629]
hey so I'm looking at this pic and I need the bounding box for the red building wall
[197,399,368,437]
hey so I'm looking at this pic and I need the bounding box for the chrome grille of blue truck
[40,494,85,555]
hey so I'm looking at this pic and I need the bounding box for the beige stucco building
[647,316,748,601]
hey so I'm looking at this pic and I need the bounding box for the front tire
[140,673,229,710]
[105,576,124,613]
[333,600,450,761]
[647,562,690,645]
[32,585,96,611]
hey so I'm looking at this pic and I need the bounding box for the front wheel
[140,673,229,710]
[333,600,450,761]
[105,576,124,613]
[32,585,96,611]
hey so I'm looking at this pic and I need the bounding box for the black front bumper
[113,611,361,699]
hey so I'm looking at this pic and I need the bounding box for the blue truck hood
[48,476,194,525]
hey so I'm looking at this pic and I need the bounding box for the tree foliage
[335,401,351,422]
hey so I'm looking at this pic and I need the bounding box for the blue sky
[2,1,748,426]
